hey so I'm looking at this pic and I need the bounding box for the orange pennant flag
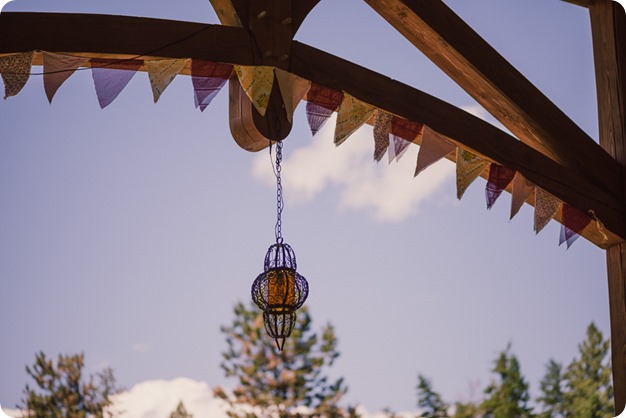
[510,172,535,220]
[414,126,455,176]
[43,52,89,103]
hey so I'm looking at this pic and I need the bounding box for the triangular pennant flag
[373,111,392,162]
[91,59,141,109]
[0,51,34,99]
[191,60,232,112]
[42,52,89,103]
[390,117,423,142]
[334,94,377,146]
[305,83,344,136]
[274,68,311,123]
[234,65,274,116]
[389,136,412,163]
[559,204,592,248]
[510,172,535,220]
[485,164,516,209]
[456,149,489,200]
[414,126,455,176]
[534,188,561,234]
[147,58,188,103]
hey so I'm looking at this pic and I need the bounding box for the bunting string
[0,52,608,248]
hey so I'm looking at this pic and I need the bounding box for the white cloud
[110,378,228,418]
[4,378,421,418]
[109,378,418,418]
[1,406,24,418]
[252,118,454,223]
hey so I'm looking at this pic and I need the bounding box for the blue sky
[0,0,613,414]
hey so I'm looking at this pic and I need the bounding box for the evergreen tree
[480,344,534,418]
[563,323,613,417]
[213,302,359,418]
[536,359,565,418]
[416,375,449,418]
[169,400,193,418]
[451,401,482,418]
[21,351,119,418]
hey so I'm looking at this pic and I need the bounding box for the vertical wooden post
[588,0,626,413]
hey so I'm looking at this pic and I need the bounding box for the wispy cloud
[252,118,454,223]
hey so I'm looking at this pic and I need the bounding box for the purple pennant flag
[389,135,412,163]
[191,60,232,112]
[43,52,89,103]
[91,59,141,109]
[305,83,344,136]
[559,204,592,248]
[193,77,228,111]
[485,164,516,209]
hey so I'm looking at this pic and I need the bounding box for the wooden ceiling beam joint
[364,0,623,199]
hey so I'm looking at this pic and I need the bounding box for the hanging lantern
[251,140,309,351]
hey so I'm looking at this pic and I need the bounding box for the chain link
[271,141,285,243]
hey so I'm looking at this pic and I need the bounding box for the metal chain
[271,140,285,244]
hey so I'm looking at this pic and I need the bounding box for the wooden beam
[561,0,594,8]
[290,41,626,246]
[0,12,624,245]
[588,0,626,413]
[363,0,623,199]
[0,12,253,64]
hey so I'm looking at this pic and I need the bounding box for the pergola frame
[1,0,624,411]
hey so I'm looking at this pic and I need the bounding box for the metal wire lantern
[251,141,309,351]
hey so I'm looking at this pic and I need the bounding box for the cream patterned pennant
[534,188,561,234]
[456,149,489,200]
[334,93,377,146]
[0,51,34,99]
[147,58,188,103]
[373,111,392,162]
[274,68,310,123]
[234,65,274,116]
[43,52,89,103]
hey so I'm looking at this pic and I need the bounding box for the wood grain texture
[589,0,626,413]
[364,0,623,199]
[209,0,294,142]
[0,12,253,64]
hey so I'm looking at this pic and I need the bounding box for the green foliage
[214,301,359,418]
[480,344,534,418]
[416,375,449,418]
[21,351,119,418]
[169,400,193,418]
[450,401,481,418]
[562,323,613,418]
[416,323,615,418]
[536,359,565,418]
